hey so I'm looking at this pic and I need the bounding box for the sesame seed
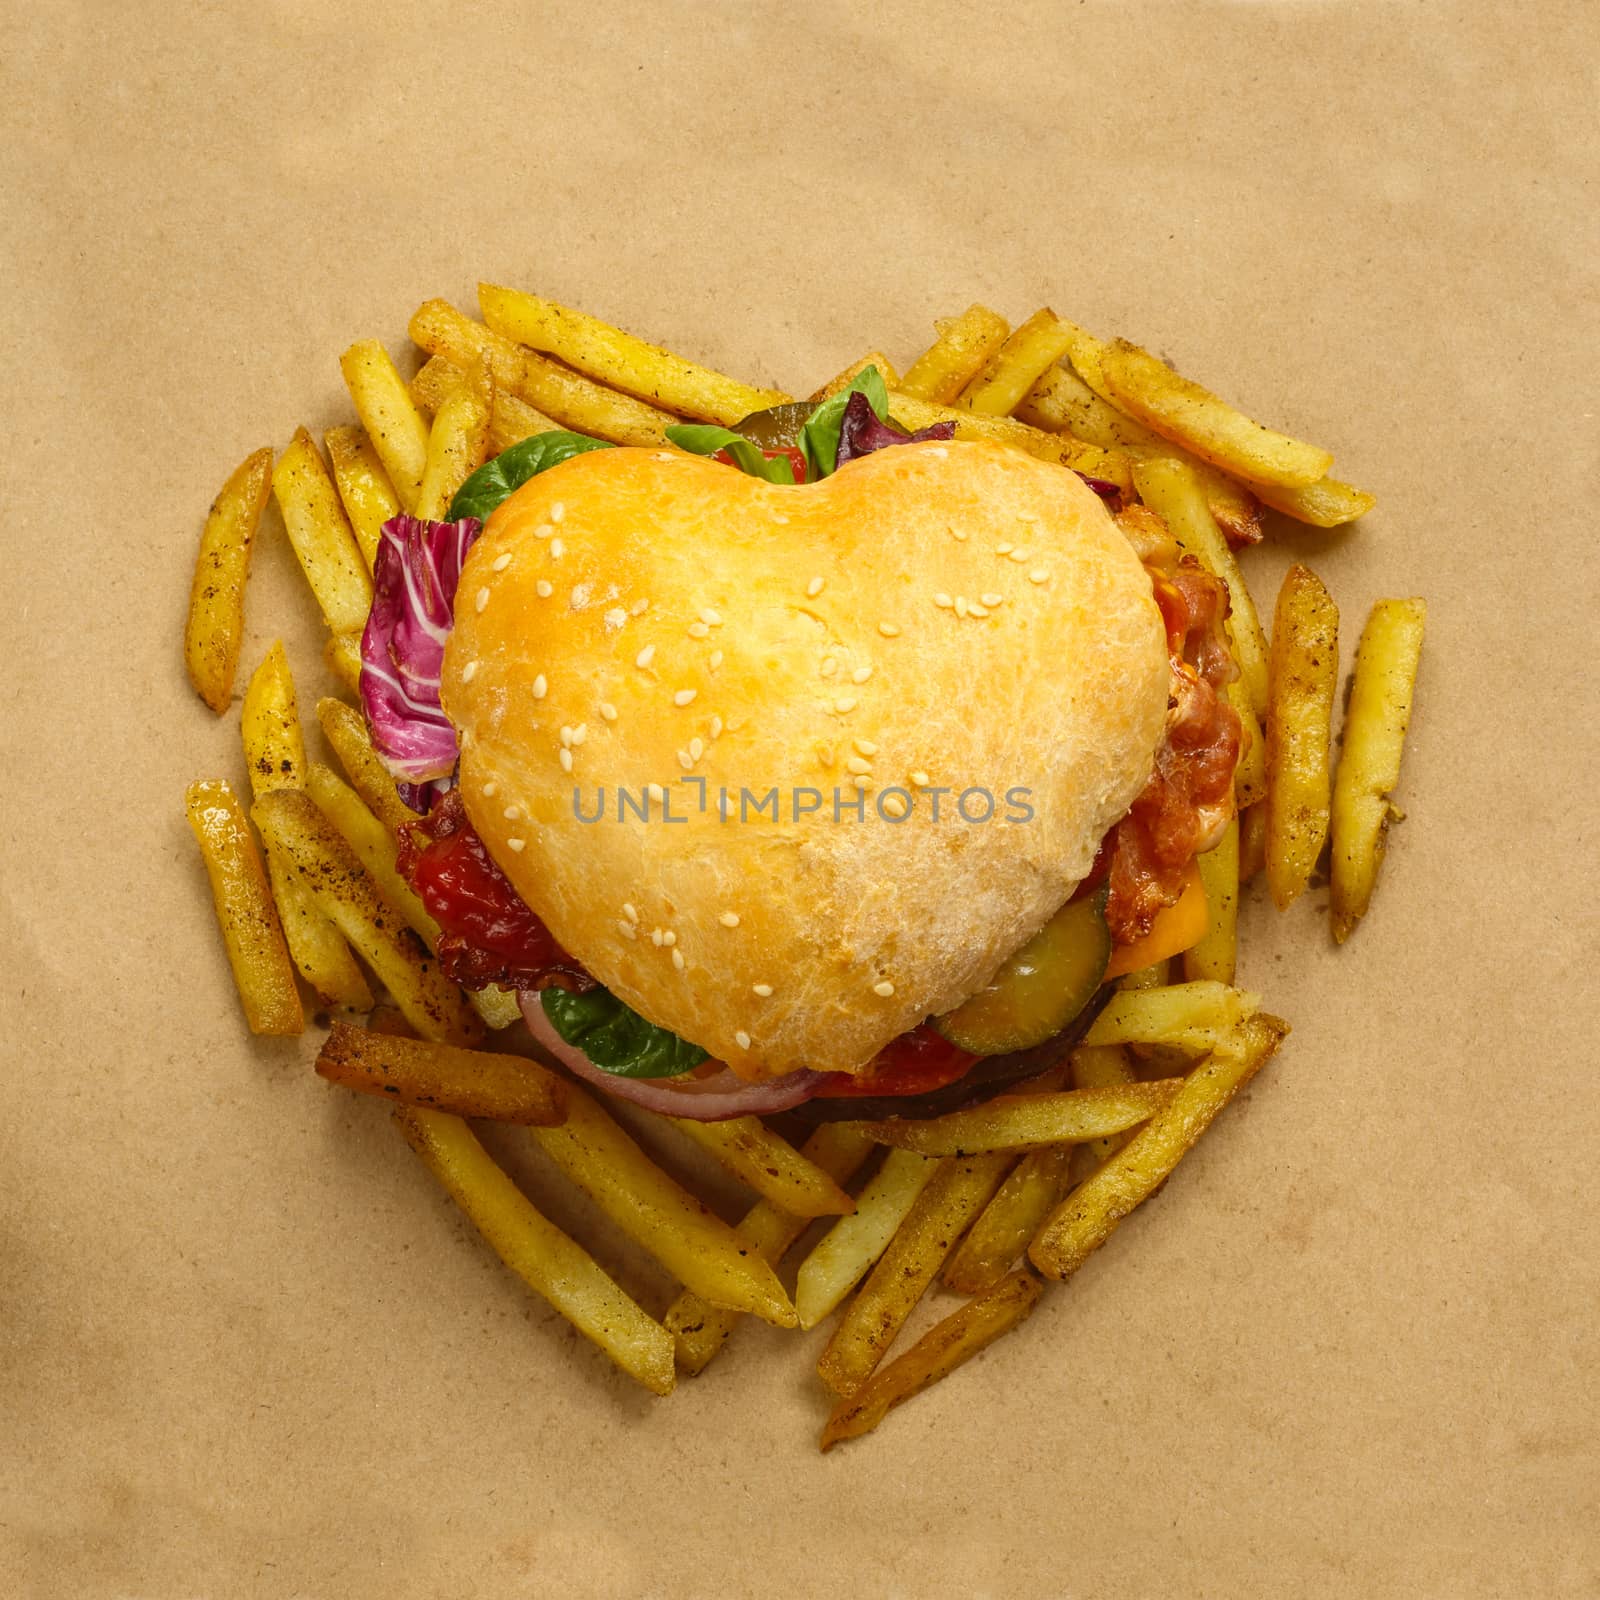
[599,701,618,722]
[662,930,676,946]
[560,726,575,747]
[952,528,969,542]
[719,911,741,928]
[688,621,709,639]
[700,608,722,626]
[651,928,664,946]
[882,792,909,819]
[482,781,499,797]
[852,665,872,684]
[852,739,878,757]
[933,593,953,609]
[878,621,901,637]
[474,586,490,613]
[820,657,838,678]
[631,597,650,616]
[533,524,553,539]
[689,736,704,761]
[928,446,948,458]
[1029,568,1051,585]
[846,756,872,775]
[646,783,665,803]
[617,919,636,939]
[709,715,724,738]
[910,769,931,787]
[852,775,871,790]
[673,688,697,707]
[672,948,686,971]
[491,552,512,572]
[550,539,565,559]
[635,645,656,669]
[752,983,773,997]
[772,513,789,525]
[677,749,693,770]
[806,576,825,598]
[570,724,587,746]
[532,674,548,699]
[996,542,1014,556]
[981,593,1004,607]
[558,748,573,773]
[816,743,835,768]
[873,980,895,997]
[955,596,969,618]
[734,1030,751,1049]
[623,903,639,923]
[1008,547,1030,563]
[569,584,590,608]
[603,606,626,628]
[502,804,521,820]
[549,502,565,523]
[709,650,724,670]
[969,603,989,618]
[506,837,526,852]
[536,579,554,598]
[461,660,478,683]
[834,695,858,714]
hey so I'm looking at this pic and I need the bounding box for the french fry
[395,1105,675,1395]
[184,446,273,713]
[665,1116,854,1218]
[316,1022,565,1125]
[271,429,374,636]
[899,304,1010,404]
[817,1153,1011,1396]
[252,788,480,1045]
[478,283,788,425]
[324,424,400,573]
[184,779,302,1035]
[316,696,419,837]
[943,1148,1071,1294]
[1230,681,1268,808]
[1185,818,1240,984]
[959,308,1076,418]
[664,1124,875,1374]
[1266,563,1340,910]
[1239,800,1268,883]
[1085,980,1260,1054]
[490,389,564,452]
[409,299,677,446]
[795,1148,939,1330]
[240,641,306,794]
[1066,1043,1139,1184]
[1252,472,1376,529]
[415,377,491,521]
[1331,598,1426,941]
[323,633,364,697]
[1030,1014,1289,1280]
[407,353,466,415]
[1098,338,1334,489]
[809,351,901,402]
[856,1082,1178,1158]
[339,338,430,511]
[1132,455,1270,718]
[820,1271,1044,1450]
[1118,959,1170,991]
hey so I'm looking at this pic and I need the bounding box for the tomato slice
[812,1024,977,1100]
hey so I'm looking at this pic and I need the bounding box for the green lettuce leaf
[663,423,797,484]
[447,429,614,523]
[797,365,890,481]
[540,987,710,1078]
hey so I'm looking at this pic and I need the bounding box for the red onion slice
[518,991,825,1120]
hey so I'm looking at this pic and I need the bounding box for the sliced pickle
[730,401,816,451]
[934,891,1112,1057]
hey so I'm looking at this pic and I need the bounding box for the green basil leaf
[798,365,890,481]
[664,423,796,484]
[540,987,710,1078]
[447,430,614,523]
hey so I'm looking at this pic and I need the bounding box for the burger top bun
[443,439,1168,1077]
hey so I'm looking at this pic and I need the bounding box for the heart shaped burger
[442,440,1167,1077]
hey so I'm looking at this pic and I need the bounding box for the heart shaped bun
[442,441,1166,1076]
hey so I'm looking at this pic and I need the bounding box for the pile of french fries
[182,287,1424,1446]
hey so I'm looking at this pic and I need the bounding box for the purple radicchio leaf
[1074,472,1125,512]
[360,514,482,782]
[834,390,956,469]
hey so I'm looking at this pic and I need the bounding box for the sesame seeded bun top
[442,440,1167,1077]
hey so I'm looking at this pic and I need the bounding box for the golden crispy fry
[315,696,419,837]
[323,633,363,697]
[1099,338,1334,488]
[414,379,491,521]
[1331,598,1426,941]
[809,351,901,403]
[943,1147,1071,1295]
[1132,455,1270,718]
[1185,818,1240,984]
[665,1124,875,1375]
[324,424,400,573]
[1085,980,1261,1054]
[523,1081,796,1327]
[184,446,273,713]
[1065,1044,1139,1184]
[252,788,479,1045]
[1253,472,1376,528]
[1230,681,1268,808]
[271,428,374,636]
[241,642,306,795]
[856,1082,1178,1158]
[1030,1014,1289,1280]
[959,308,1076,417]
[479,283,787,425]
[339,338,429,511]
[488,390,562,452]
[817,1153,1011,1396]
[409,299,676,446]
[316,1022,564,1125]
[185,779,302,1035]
[666,1116,854,1218]
[470,987,525,1031]
[263,851,374,1012]
[899,305,1011,404]
[820,1270,1044,1450]
[395,1105,675,1394]
[795,1148,940,1330]
[1239,800,1268,883]
[407,353,465,416]
[1266,563,1340,910]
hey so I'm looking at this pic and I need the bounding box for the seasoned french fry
[809,351,901,402]
[1085,980,1260,1054]
[1266,563,1340,910]
[324,424,400,573]
[666,1124,875,1374]
[395,1105,674,1394]
[1030,1014,1289,1280]
[1185,818,1240,983]
[479,283,788,425]
[323,633,364,697]
[1230,681,1268,808]
[185,446,273,713]
[820,1271,1044,1450]
[339,338,429,511]
[271,429,374,636]
[1099,338,1334,488]
[1331,598,1426,941]
[666,1116,854,1218]
[1252,472,1376,529]
[407,353,466,416]
[1132,455,1270,718]
[489,389,564,452]
[795,1148,939,1330]
[943,1148,1071,1294]
[1239,800,1268,883]
[252,788,479,1045]
[415,381,491,521]
[185,779,302,1035]
[316,1022,564,1125]
[817,1153,1012,1396]
[241,642,306,795]
[409,299,676,445]
[315,696,419,837]
[1066,1044,1139,1184]
[959,308,1076,417]
[899,304,1010,404]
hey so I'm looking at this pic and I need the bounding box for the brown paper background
[4,3,1596,1595]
